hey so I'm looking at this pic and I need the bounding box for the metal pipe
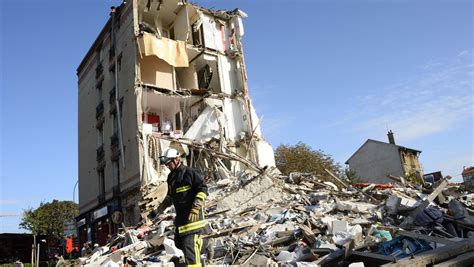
[111,6,126,170]
[73,179,78,203]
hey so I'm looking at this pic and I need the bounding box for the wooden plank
[381,237,474,267]
[432,252,474,267]
[350,251,396,262]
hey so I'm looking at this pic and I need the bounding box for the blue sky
[1,0,472,233]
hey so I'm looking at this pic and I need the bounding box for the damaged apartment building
[77,0,275,247]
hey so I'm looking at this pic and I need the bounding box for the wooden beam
[381,237,474,267]
[432,251,474,267]
[350,251,396,262]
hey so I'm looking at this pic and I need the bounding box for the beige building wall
[78,1,140,214]
[78,54,101,214]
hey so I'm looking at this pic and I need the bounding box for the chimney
[387,130,395,144]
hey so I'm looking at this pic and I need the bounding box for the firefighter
[160,148,208,267]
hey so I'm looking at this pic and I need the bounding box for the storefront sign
[76,218,86,227]
[92,206,108,221]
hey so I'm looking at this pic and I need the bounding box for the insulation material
[138,32,189,67]
[183,106,226,143]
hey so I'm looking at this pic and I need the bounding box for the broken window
[197,64,213,89]
[192,22,204,47]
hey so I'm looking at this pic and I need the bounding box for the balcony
[109,87,116,105]
[109,97,123,115]
[97,194,106,204]
[112,185,120,196]
[96,158,106,171]
[96,145,105,162]
[96,116,105,129]
[111,132,119,147]
[95,63,103,79]
[96,101,104,119]
[109,47,115,61]
[111,146,121,161]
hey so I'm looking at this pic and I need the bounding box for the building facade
[345,131,423,184]
[77,0,274,247]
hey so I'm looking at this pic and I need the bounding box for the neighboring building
[77,0,274,247]
[345,131,423,184]
[462,166,474,192]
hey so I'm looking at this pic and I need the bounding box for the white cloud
[0,199,26,205]
[340,51,474,142]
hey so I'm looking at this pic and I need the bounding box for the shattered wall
[134,0,275,188]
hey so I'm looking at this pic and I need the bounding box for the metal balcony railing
[95,63,103,78]
[96,145,105,161]
[96,101,104,118]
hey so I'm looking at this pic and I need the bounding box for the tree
[275,142,344,180]
[20,200,78,243]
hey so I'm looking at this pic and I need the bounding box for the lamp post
[73,179,79,203]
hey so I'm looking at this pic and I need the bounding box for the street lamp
[73,179,79,203]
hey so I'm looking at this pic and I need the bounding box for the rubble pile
[77,172,474,266]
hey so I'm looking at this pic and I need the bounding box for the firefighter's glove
[188,198,204,223]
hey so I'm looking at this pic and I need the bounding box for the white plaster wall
[173,6,189,42]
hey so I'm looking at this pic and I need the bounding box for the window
[98,170,105,195]
[97,85,103,102]
[112,160,120,186]
[97,126,104,147]
[118,53,122,71]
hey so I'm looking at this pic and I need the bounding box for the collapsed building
[72,171,474,266]
[77,0,275,248]
[75,2,474,266]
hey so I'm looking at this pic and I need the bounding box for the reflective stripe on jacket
[167,164,208,235]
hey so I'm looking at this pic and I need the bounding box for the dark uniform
[166,164,208,267]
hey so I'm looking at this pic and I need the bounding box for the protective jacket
[167,164,208,235]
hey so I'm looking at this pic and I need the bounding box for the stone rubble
[77,172,474,266]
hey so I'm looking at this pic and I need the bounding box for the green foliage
[275,142,344,180]
[19,200,78,242]
[344,166,362,183]
[405,170,424,185]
